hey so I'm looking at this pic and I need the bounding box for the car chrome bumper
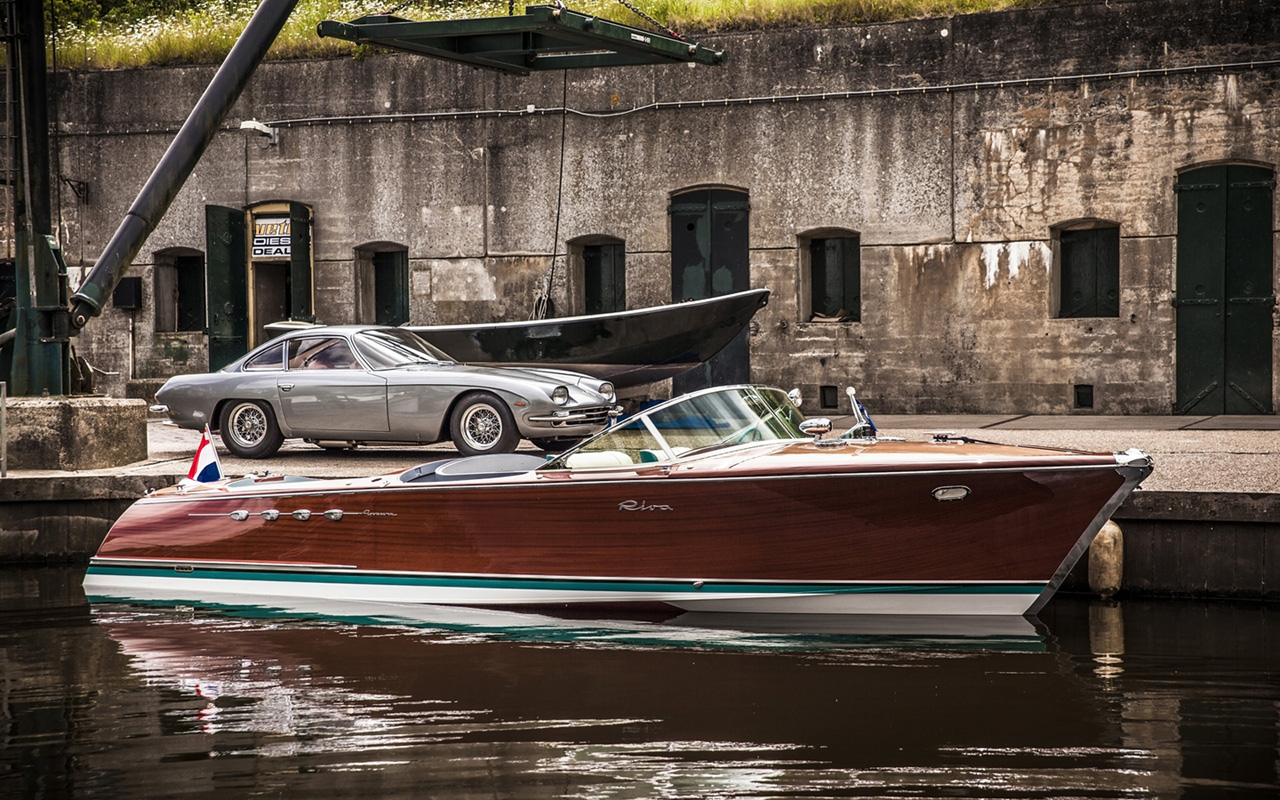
[526,405,622,425]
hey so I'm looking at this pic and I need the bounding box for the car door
[278,336,390,434]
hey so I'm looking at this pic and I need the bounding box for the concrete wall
[48,0,1280,413]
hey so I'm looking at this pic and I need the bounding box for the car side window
[242,343,285,371]
[288,337,360,370]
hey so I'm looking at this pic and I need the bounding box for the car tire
[219,400,285,459]
[450,392,518,456]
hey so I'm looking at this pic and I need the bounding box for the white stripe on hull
[83,572,1042,616]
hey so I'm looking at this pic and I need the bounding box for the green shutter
[289,202,314,323]
[175,255,206,332]
[810,237,860,321]
[373,250,410,326]
[205,205,248,370]
[1059,228,1118,319]
[584,243,625,315]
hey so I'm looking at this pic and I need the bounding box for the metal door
[289,201,315,323]
[1174,165,1275,414]
[205,205,248,370]
[670,188,751,394]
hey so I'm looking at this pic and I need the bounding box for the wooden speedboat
[84,385,1152,616]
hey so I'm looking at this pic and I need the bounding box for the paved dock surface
[5,413,1278,495]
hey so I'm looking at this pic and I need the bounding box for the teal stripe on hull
[86,564,1043,597]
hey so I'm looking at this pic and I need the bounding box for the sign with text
[252,216,291,260]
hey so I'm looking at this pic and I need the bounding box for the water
[2,567,1277,799]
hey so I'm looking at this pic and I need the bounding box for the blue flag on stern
[187,426,224,483]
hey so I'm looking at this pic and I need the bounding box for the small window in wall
[808,236,860,322]
[584,242,626,315]
[373,251,409,325]
[154,252,206,333]
[356,244,409,326]
[1056,224,1120,318]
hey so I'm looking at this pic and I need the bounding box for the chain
[615,0,685,41]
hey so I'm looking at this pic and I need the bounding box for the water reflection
[2,567,1277,799]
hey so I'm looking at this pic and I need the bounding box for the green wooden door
[289,202,315,323]
[1175,165,1275,414]
[670,188,751,394]
[205,205,248,371]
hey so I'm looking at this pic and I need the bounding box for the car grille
[552,405,613,428]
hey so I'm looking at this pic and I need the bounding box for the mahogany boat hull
[84,443,1151,616]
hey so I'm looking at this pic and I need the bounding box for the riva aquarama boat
[84,385,1152,616]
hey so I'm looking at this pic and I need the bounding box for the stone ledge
[0,474,183,503]
[3,397,148,470]
[1115,491,1280,525]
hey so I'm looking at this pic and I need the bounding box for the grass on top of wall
[50,0,1063,69]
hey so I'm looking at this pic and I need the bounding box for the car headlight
[599,382,615,401]
[552,385,570,405]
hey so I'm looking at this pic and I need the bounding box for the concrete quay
[2,414,1278,601]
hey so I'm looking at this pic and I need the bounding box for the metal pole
[1,381,7,477]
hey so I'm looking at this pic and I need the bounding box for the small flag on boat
[187,426,224,483]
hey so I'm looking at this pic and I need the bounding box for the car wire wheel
[229,404,266,446]
[450,392,518,455]
[219,400,285,459]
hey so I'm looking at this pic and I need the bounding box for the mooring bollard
[1088,519,1124,598]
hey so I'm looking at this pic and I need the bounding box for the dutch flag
[187,426,224,483]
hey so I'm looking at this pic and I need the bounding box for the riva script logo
[618,499,673,512]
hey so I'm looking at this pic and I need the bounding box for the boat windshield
[542,386,806,470]
[353,328,454,369]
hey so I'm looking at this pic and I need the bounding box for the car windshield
[542,386,806,470]
[352,328,454,369]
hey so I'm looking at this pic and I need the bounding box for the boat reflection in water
[94,591,1049,651]
[10,561,1277,800]
[90,596,1080,798]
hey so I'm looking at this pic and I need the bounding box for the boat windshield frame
[540,385,807,471]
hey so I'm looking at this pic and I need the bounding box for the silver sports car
[153,326,619,459]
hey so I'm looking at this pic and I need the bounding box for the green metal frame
[317,4,725,75]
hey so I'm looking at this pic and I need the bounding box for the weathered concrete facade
[46,0,1280,414]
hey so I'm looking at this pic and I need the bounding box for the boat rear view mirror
[800,418,832,438]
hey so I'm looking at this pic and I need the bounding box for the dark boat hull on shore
[406,289,769,388]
